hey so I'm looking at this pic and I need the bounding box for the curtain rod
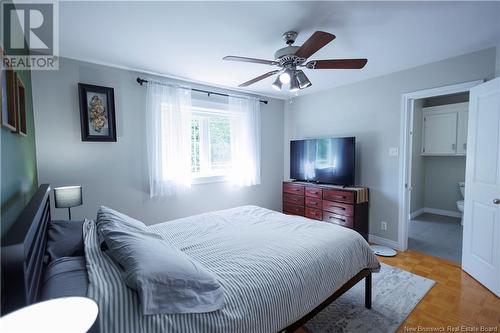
[136,77,268,104]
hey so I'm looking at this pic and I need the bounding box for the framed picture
[14,76,27,136]
[1,48,18,131]
[78,83,116,142]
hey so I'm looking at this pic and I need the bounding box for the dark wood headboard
[1,184,51,315]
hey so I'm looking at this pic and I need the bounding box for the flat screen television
[290,137,355,186]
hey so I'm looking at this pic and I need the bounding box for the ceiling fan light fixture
[296,70,312,89]
[289,74,300,92]
[271,76,283,91]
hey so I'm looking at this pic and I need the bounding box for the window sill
[191,174,228,185]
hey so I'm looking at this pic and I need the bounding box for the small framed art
[78,83,116,142]
[1,49,18,131]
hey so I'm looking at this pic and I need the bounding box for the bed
[1,184,380,332]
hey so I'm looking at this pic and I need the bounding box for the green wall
[1,69,38,235]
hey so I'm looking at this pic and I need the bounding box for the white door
[462,77,500,296]
[422,112,457,155]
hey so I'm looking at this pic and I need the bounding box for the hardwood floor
[296,250,500,333]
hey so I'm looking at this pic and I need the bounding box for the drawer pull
[329,216,345,222]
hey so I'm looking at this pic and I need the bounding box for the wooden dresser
[282,181,369,240]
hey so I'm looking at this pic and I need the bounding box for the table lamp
[54,186,83,220]
[1,297,98,333]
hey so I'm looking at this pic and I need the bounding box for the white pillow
[96,206,224,315]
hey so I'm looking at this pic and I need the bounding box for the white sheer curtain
[228,96,261,186]
[146,81,192,197]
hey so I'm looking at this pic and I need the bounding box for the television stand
[282,181,369,240]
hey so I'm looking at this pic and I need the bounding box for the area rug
[305,263,435,333]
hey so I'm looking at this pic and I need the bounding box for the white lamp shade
[1,297,98,333]
[54,186,83,208]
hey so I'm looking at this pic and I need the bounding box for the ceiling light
[290,74,300,92]
[271,76,283,91]
[279,69,292,84]
[296,70,312,89]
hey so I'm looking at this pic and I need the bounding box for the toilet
[456,182,465,225]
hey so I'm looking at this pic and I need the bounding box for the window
[190,104,232,179]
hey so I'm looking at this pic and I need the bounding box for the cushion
[96,206,225,315]
[40,256,100,333]
[46,220,85,261]
[40,256,88,300]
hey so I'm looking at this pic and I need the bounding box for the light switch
[389,147,399,157]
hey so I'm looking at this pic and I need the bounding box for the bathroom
[408,92,469,263]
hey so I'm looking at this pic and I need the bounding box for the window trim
[191,174,228,185]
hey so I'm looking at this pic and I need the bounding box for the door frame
[397,80,483,251]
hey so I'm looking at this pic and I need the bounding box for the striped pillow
[96,206,225,314]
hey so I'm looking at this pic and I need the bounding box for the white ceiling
[59,1,500,99]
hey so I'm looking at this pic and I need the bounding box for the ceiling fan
[223,31,367,92]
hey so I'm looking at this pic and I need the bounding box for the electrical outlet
[381,221,388,230]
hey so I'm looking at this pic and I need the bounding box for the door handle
[494,199,500,205]
[452,143,456,151]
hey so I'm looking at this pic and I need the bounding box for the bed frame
[1,183,372,332]
[1,184,51,315]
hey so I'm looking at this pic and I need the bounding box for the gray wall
[410,100,424,213]
[32,58,284,224]
[423,157,465,212]
[284,48,496,242]
[497,45,500,77]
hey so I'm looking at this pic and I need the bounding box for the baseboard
[368,234,402,251]
[423,207,462,218]
[409,208,425,220]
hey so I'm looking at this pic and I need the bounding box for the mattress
[84,205,380,333]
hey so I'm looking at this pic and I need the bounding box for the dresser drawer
[305,207,323,221]
[305,187,322,198]
[305,196,321,209]
[283,183,305,196]
[283,193,305,206]
[283,202,305,216]
[322,200,354,216]
[323,212,354,228]
[323,189,355,204]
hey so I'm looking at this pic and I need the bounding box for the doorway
[397,80,483,260]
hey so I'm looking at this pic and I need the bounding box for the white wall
[284,48,496,242]
[32,58,284,224]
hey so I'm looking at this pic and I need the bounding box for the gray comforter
[84,205,380,333]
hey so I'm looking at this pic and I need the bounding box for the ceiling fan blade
[223,56,278,66]
[238,70,279,87]
[294,31,336,59]
[306,59,368,69]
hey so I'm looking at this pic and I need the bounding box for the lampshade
[271,76,283,91]
[296,70,312,89]
[1,297,98,333]
[54,186,83,208]
[289,74,300,92]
